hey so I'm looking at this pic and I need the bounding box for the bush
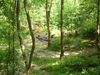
[47,37,60,51]
[42,55,100,75]
[80,19,97,39]
[47,37,83,51]
[81,27,96,39]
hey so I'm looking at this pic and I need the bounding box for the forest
[0,0,100,75]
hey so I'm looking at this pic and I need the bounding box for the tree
[46,0,53,47]
[1,0,17,74]
[60,0,64,59]
[16,0,28,74]
[24,0,35,75]
[96,0,100,53]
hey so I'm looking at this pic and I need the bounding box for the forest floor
[24,32,98,58]
[24,35,99,75]
[30,36,98,58]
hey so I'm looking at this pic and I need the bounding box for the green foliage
[32,56,58,66]
[80,20,96,39]
[32,0,45,6]
[47,37,60,51]
[81,26,96,39]
[0,48,21,74]
[47,37,83,51]
[40,56,100,75]
[0,50,6,70]
[0,0,99,74]
[64,37,82,44]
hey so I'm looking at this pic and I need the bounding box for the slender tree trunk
[60,0,64,59]
[16,0,27,69]
[24,0,35,74]
[96,0,100,53]
[12,0,16,74]
[6,23,11,75]
[46,0,53,47]
[6,1,16,74]
[12,22,15,75]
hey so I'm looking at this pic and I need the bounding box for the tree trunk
[12,1,16,74]
[16,0,27,69]
[24,68,29,75]
[46,10,51,47]
[24,0,35,74]
[6,1,16,74]
[96,0,100,53]
[46,0,53,47]
[6,22,11,75]
[12,22,15,75]
[60,0,64,59]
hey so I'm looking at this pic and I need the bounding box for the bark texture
[60,0,64,59]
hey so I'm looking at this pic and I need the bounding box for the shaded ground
[25,36,98,58]
[23,35,99,75]
[33,48,98,58]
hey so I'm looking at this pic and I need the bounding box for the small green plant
[47,37,83,51]
[80,23,96,39]
[82,28,96,38]
[47,37,60,51]
[41,55,100,75]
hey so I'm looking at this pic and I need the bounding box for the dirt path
[34,48,97,58]
[24,37,98,75]
[24,37,98,58]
